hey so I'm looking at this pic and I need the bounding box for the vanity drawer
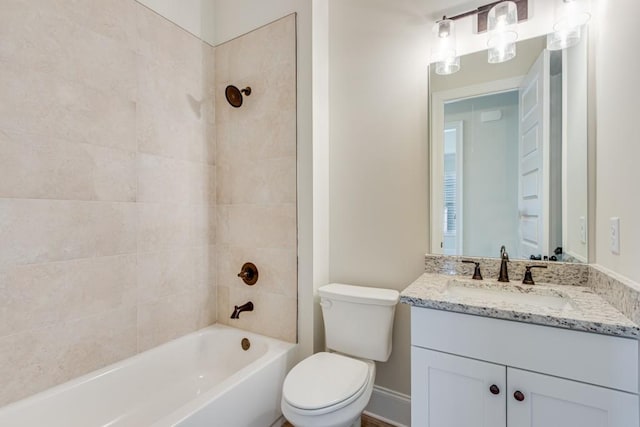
[411,307,639,393]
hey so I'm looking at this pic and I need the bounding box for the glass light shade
[560,0,591,28]
[431,19,460,75]
[435,56,460,75]
[487,36,517,63]
[488,1,518,33]
[547,26,581,50]
[487,1,518,63]
[547,0,591,51]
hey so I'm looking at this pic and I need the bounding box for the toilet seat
[282,352,371,415]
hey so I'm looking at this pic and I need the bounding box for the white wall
[593,0,640,283]
[328,0,430,396]
[312,0,330,354]
[564,34,589,262]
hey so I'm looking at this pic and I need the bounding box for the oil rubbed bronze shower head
[225,85,251,108]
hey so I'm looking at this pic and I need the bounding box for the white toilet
[281,283,399,427]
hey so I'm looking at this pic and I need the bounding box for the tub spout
[230,301,254,319]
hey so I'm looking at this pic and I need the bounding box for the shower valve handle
[237,262,259,285]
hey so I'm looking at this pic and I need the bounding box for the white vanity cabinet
[411,307,640,427]
[507,368,638,427]
[412,348,506,427]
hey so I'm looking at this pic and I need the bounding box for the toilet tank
[319,283,399,362]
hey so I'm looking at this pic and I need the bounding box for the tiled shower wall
[0,1,216,406]
[214,15,298,343]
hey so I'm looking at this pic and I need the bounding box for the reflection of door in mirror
[518,49,551,260]
[443,122,463,255]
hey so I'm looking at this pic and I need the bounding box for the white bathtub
[0,324,296,427]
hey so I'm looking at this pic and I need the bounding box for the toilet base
[283,413,362,427]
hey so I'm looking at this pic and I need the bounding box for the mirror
[429,34,588,262]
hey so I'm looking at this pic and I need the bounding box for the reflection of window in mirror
[443,122,463,255]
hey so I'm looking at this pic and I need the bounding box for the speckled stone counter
[401,273,640,338]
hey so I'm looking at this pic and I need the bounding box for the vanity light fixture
[487,1,519,63]
[547,0,591,51]
[432,19,460,75]
[431,0,528,73]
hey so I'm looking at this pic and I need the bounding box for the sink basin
[444,279,575,311]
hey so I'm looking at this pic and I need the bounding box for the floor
[283,413,395,427]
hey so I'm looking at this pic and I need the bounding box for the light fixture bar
[443,0,507,21]
[441,0,528,33]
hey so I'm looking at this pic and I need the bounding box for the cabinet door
[507,368,639,427]
[411,347,506,427]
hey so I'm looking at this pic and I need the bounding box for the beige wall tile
[216,245,297,298]
[0,0,137,99]
[0,255,136,338]
[227,64,296,119]
[217,157,296,205]
[215,108,297,165]
[138,203,193,252]
[214,15,297,344]
[137,287,216,352]
[0,2,220,406]
[0,66,136,151]
[0,307,137,407]
[214,14,296,82]
[136,52,213,163]
[217,204,296,249]
[137,154,212,205]
[0,200,137,268]
[135,2,205,83]
[0,131,136,202]
[224,285,296,343]
[136,247,210,304]
[217,285,230,326]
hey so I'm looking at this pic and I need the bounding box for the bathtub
[0,324,297,427]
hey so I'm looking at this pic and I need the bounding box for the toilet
[281,283,400,427]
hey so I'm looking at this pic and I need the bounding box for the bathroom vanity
[402,273,640,427]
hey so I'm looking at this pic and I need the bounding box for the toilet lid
[283,352,370,410]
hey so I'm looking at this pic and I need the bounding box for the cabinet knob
[513,391,525,402]
[489,384,500,395]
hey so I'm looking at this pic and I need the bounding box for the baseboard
[364,385,411,427]
[270,415,286,426]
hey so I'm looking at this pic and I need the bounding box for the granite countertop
[401,273,640,338]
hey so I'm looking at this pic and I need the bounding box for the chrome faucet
[498,245,510,282]
[230,301,254,319]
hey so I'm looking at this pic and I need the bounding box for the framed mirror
[429,34,588,262]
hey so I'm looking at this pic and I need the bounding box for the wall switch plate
[610,217,620,255]
[579,216,587,244]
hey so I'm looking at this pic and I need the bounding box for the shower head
[225,85,252,108]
